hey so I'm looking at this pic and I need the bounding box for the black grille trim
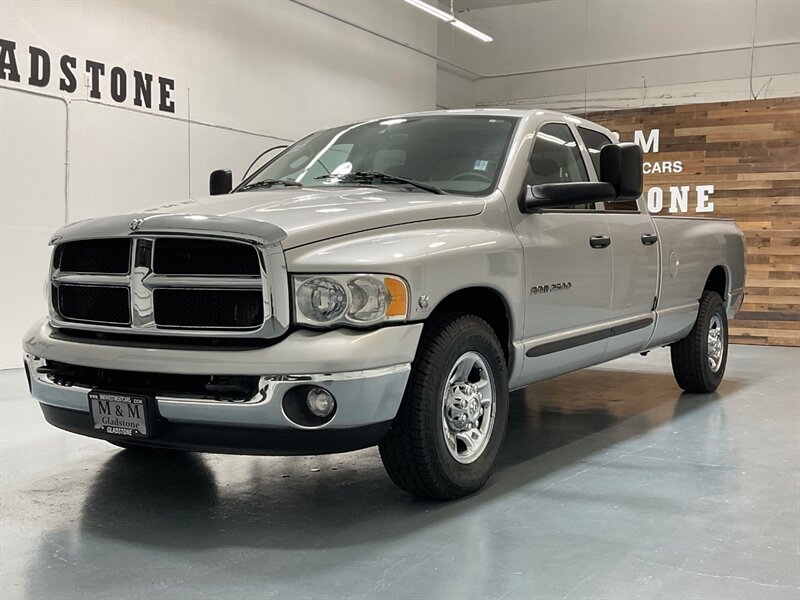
[56,284,131,326]
[153,289,264,329]
[56,239,131,274]
[153,238,261,276]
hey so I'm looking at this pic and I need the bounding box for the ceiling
[449,0,550,11]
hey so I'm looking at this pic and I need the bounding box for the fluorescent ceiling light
[403,0,453,22]
[403,0,493,42]
[451,19,493,43]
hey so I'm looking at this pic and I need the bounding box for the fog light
[282,385,337,427]
[307,387,335,417]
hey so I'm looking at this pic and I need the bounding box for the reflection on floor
[1,345,798,599]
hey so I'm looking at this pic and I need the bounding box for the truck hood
[54,187,485,249]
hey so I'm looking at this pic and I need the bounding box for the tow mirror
[599,143,643,201]
[209,169,233,195]
[524,182,616,211]
[521,142,643,211]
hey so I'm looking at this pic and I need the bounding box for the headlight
[293,274,409,326]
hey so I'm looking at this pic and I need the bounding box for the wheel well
[428,287,511,364]
[704,265,727,301]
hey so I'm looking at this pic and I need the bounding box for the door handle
[589,235,611,249]
[641,233,659,245]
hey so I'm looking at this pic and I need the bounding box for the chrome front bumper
[23,320,423,451]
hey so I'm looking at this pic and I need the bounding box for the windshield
[240,115,519,196]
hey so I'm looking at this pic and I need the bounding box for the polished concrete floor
[1,345,798,599]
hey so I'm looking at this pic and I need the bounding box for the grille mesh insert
[153,289,263,328]
[57,285,131,325]
[153,238,260,276]
[56,239,131,274]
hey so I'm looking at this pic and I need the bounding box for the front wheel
[379,313,509,500]
[670,291,729,393]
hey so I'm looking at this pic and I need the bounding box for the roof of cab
[322,108,616,143]
[392,107,609,130]
[395,107,571,119]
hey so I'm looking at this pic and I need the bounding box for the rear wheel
[379,313,509,500]
[670,291,728,393]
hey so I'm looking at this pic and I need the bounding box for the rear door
[513,122,613,384]
[578,126,659,357]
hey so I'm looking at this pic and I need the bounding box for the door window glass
[527,123,592,210]
[577,127,611,175]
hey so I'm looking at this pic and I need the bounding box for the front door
[513,122,614,385]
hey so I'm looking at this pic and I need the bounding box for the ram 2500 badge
[23,110,746,499]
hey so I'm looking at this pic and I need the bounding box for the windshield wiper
[315,171,445,195]
[240,178,303,191]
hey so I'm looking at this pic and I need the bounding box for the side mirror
[209,169,233,195]
[524,182,616,211]
[600,143,643,201]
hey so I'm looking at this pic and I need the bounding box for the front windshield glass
[242,115,519,196]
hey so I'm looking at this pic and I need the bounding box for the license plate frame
[88,390,154,438]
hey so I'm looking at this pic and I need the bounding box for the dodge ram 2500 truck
[23,109,746,499]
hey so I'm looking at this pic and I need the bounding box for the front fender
[284,218,526,342]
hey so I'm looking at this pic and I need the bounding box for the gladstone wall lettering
[0,38,176,113]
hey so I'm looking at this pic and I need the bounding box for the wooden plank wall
[583,97,800,346]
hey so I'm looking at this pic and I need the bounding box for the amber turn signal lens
[384,277,408,318]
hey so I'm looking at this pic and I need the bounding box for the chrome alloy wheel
[708,314,725,373]
[441,351,496,464]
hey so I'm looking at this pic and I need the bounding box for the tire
[379,312,509,500]
[670,291,728,393]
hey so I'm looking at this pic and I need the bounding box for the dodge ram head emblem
[129,218,144,231]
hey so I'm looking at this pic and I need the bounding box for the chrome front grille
[50,236,288,338]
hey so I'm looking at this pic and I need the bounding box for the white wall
[0,0,437,368]
[436,0,800,110]
[436,66,475,109]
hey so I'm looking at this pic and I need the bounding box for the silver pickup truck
[23,109,745,499]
